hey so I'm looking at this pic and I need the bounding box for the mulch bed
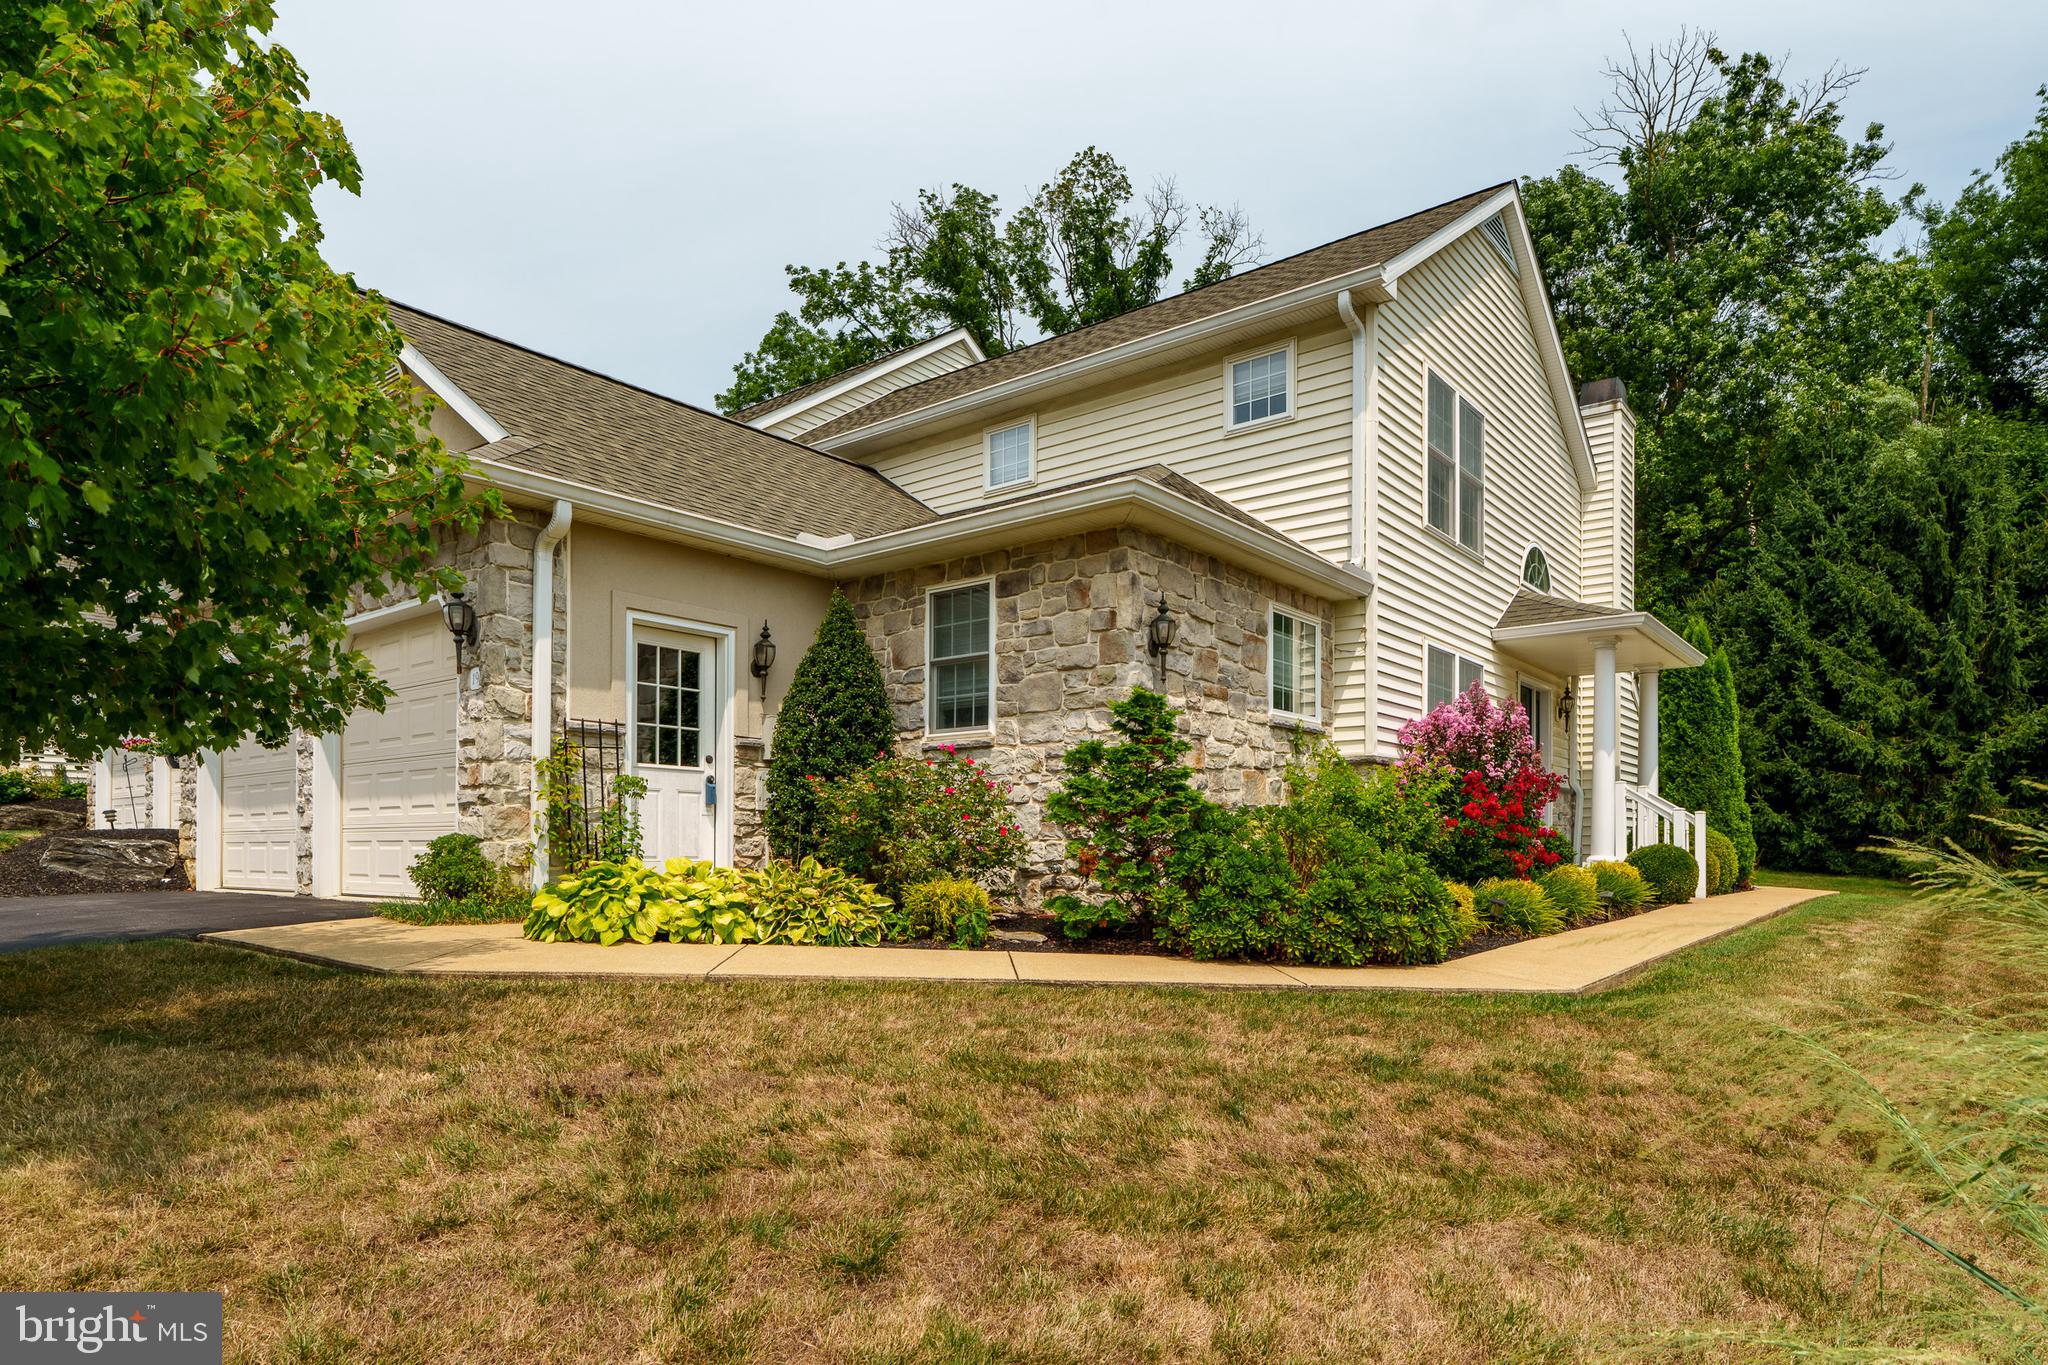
[0,828,189,898]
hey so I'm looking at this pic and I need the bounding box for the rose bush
[814,746,1026,901]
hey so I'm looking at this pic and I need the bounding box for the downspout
[530,498,572,890]
[1336,289,1380,755]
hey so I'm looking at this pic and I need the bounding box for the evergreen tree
[764,592,895,858]
[1659,618,1758,883]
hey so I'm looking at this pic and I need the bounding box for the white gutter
[529,497,571,889]
[476,456,1372,600]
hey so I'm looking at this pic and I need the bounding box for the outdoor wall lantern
[750,622,777,697]
[1146,596,1179,662]
[1556,684,1574,727]
[443,593,479,672]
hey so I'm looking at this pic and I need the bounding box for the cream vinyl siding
[1578,399,1636,611]
[761,340,982,439]
[1362,229,1584,757]
[860,323,1357,563]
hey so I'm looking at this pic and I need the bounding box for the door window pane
[635,640,706,768]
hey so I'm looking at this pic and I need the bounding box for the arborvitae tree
[765,591,895,858]
[1659,618,1758,883]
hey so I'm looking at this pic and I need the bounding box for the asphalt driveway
[0,890,370,953]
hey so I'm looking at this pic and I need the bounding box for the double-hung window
[927,583,992,733]
[986,419,1033,490]
[1424,645,1485,712]
[1426,372,1484,552]
[1227,347,1290,429]
[1270,608,1320,720]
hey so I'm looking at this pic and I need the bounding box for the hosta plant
[523,856,888,947]
[751,858,892,946]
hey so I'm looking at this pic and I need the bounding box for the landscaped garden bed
[0,827,187,897]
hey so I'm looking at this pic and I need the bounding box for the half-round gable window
[1522,546,1551,592]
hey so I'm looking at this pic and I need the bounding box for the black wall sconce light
[442,592,479,672]
[1145,596,1178,672]
[1556,683,1574,727]
[750,621,777,698]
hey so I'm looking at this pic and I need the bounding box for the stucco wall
[840,526,1335,897]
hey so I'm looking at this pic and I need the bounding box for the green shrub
[1281,841,1464,966]
[0,770,30,803]
[0,768,85,803]
[1627,843,1700,905]
[1703,828,1739,894]
[1444,881,1481,945]
[1277,736,1452,866]
[1159,804,1297,960]
[1045,689,1206,940]
[1538,863,1600,925]
[409,833,498,903]
[524,856,891,947]
[1588,860,1648,911]
[766,591,896,860]
[815,748,1025,902]
[1473,877,1565,936]
[891,877,994,948]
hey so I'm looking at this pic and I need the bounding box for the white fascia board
[1380,185,1598,495]
[744,329,988,430]
[472,452,1370,600]
[1492,613,1706,669]
[398,343,510,445]
[807,266,1392,452]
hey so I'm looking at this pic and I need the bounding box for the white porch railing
[1620,783,1709,900]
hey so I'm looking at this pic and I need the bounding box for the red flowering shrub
[1398,681,1565,882]
[812,746,1026,901]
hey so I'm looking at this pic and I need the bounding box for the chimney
[1577,379,1636,610]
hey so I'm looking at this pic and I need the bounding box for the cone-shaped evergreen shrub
[765,591,895,858]
[1661,618,1758,885]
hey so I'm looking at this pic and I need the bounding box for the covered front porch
[1493,592,1709,894]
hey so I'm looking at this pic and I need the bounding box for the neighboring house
[165,181,1706,901]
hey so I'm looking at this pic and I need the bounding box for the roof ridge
[382,297,907,485]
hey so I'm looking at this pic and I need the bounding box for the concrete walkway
[199,885,1828,994]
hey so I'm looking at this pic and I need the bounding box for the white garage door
[342,614,457,898]
[220,738,298,892]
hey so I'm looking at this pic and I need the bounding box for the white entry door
[341,614,458,897]
[220,737,298,891]
[630,625,719,864]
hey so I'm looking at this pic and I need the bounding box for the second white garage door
[220,737,298,892]
[342,614,458,898]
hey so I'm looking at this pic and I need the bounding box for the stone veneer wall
[840,526,1336,898]
[171,507,568,888]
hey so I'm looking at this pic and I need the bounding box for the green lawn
[0,876,2036,1362]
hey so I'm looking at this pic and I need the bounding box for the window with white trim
[927,583,992,732]
[1425,373,1484,552]
[986,420,1033,490]
[1522,545,1551,591]
[1518,680,1550,757]
[1228,349,1289,428]
[1270,608,1320,719]
[1425,645,1485,712]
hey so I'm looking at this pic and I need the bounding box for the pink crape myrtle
[1396,680,1541,784]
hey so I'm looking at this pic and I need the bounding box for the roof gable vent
[1479,214,1517,274]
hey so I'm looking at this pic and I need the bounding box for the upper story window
[1426,372,1484,553]
[1226,346,1291,430]
[1425,644,1485,712]
[927,582,993,733]
[1522,545,1551,591]
[985,419,1034,490]
[1270,607,1320,720]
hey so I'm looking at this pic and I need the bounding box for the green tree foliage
[1714,403,2046,869]
[0,0,491,763]
[718,148,1262,412]
[1659,618,1757,882]
[1925,87,2048,414]
[764,591,894,858]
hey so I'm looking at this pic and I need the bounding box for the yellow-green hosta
[524,855,889,947]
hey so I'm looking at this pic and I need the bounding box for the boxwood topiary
[1538,863,1600,925]
[1588,860,1648,912]
[1627,843,1699,905]
[1703,828,1739,894]
[1473,877,1564,937]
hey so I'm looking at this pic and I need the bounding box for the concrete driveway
[0,890,372,954]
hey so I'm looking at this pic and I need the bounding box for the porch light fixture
[1146,597,1179,660]
[1556,684,1574,727]
[750,622,777,697]
[442,593,479,671]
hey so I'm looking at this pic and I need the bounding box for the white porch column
[1590,639,1619,862]
[1638,669,1660,794]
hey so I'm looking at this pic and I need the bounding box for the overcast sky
[273,0,2045,408]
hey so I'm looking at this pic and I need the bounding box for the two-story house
[159,182,1705,901]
